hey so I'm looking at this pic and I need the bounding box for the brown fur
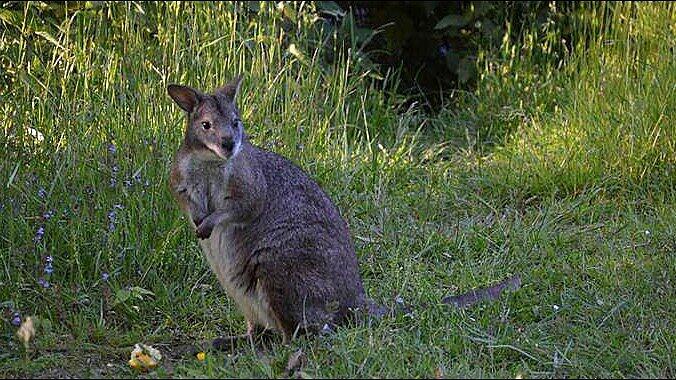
[168,77,369,342]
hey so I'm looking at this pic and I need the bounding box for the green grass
[1,1,674,378]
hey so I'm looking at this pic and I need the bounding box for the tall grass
[481,2,675,199]
[1,1,674,378]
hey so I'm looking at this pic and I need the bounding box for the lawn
[0,2,674,378]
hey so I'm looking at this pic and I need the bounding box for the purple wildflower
[37,278,50,288]
[37,187,47,199]
[102,272,110,282]
[43,209,55,220]
[112,165,119,175]
[133,172,142,183]
[44,256,54,274]
[34,226,45,243]
[108,209,117,222]
[110,178,117,187]
[320,323,334,335]
[107,207,118,232]
[11,312,21,327]
[108,143,117,155]
[123,179,133,188]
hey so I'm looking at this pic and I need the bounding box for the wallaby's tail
[363,274,522,321]
[442,275,521,308]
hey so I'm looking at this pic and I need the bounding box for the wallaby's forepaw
[195,221,213,240]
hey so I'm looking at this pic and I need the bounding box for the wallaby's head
[167,75,244,161]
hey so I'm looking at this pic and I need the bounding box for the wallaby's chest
[181,157,233,211]
[198,224,278,330]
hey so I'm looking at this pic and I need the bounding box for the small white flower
[27,127,44,143]
[553,305,560,311]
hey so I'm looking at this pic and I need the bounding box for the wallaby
[167,76,520,349]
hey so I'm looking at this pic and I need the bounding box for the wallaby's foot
[281,333,291,346]
[211,333,277,351]
[212,322,278,352]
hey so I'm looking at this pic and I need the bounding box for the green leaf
[245,1,260,13]
[457,56,477,84]
[132,2,145,14]
[276,2,297,22]
[288,43,307,65]
[354,27,374,46]
[34,31,66,51]
[0,9,20,28]
[316,1,345,18]
[470,2,494,17]
[130,286,155,297]
[434,14,468,30]
[113,289,131,306]
[38,317,53,334]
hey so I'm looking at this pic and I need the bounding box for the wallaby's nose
[221,137,234,152]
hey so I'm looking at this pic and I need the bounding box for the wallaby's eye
[201,121,211,130]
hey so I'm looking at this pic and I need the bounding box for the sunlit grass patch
[479,2,675,200]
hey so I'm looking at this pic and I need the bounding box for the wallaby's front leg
[195,210,230,239]
[172,185,209,228]
[183,199,209,234]
[195,172,266,239]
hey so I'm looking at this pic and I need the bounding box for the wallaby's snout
[221,136,235,152]
[204,126,237,160]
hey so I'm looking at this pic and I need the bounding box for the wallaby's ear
[215,74,243,102]
[167,84,201,113]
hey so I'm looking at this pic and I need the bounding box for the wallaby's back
[236,143,367,333]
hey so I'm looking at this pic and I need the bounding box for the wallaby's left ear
[167,84,202,113]
[216,74,243,102]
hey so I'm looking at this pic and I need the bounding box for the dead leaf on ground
[16,316,36,349]
[129,343,162,371]
[285,349,306,377]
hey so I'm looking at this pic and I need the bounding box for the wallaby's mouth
[207,139,240,161]
[208,145,231,161]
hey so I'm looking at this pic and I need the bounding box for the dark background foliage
[320,1,597,110]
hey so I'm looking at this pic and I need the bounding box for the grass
[1,1,674,378]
